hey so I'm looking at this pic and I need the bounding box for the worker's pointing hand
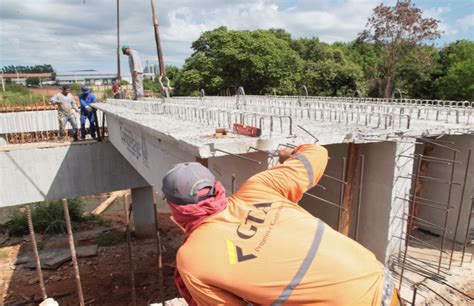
[278,148,293,164]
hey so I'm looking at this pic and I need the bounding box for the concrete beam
[0,141,148,207]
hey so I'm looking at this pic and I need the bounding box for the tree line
[2,64,54,74]
[166,1,473,101]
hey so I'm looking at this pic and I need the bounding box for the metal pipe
[62,198,85,306]
[26,205,47,300]
[438,151,457,273]
[150,0,166,76]
[354,155,364,241]
[116,0,121,80]
[449,149,471,268]
[124,194,136,306]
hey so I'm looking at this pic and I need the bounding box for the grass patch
[6,198,102,236]
[0,84,43,107]
[96,231,125,247]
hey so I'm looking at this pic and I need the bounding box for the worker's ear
[170,216,185,233]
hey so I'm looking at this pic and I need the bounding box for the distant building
[55,70,119,85]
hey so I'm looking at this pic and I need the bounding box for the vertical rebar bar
[152,192,166,305]
[354,155,365,241]
[399,155,422,289]
[460,199,474,266]
[411,285,418,305]
[337,157,347,232]
[449,149,471,268]
[438,150,457,273]
[26,205,47,301]
[124,194,136,306]
[62,198,85,306]
[231,174,236,194]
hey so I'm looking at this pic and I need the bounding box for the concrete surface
[0,141,148,207]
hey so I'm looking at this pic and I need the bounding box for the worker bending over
[162,144,400,305]
[121,45,143,100]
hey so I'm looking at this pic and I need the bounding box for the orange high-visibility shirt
[177,144,384,305]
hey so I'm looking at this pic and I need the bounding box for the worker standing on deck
[162,144,400,305]
[50,85,78,141]
[78,85,96,140]
[121,45,143,100]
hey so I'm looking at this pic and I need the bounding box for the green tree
[436,40,474,100]
[395,46,440,99]
[359,0,440,97]
[179,27,304,95]
[26,77,40,86]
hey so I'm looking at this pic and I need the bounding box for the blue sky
[0,0,472,75]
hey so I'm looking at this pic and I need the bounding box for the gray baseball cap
[162,162,216,205]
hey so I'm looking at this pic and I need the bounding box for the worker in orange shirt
[162,144,400,305]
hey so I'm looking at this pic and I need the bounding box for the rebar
[438,150,457,273]
[213,148,262,164]
[449,149,471,268]
[354,155,365,241]
[26,205,47,301]
[62,198,85,306]
[152,191,166,305]
[124,194,136,306]
[399,155,422,289]
[460,199,474,266]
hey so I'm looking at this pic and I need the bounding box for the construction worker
[112,83,125,99]
[121,45,143,100]
[162,144,400,305]
[50,85,78,141]
[78,85,96,140]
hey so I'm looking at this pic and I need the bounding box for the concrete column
[131,186,156,238]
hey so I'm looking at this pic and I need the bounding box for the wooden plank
[92,190,128,215]
[339,143,359,236]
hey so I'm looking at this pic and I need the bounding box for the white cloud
[457,14,474,32]
[0,0,469,73]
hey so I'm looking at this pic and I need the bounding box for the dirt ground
[0,211,183,306]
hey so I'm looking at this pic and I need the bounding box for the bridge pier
[131,186,156,238]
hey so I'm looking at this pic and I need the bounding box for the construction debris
[15,245,98,270]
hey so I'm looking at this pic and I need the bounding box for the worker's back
[176,145,385,305]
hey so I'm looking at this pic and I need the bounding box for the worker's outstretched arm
[79,95,88,109]
[49,94,59,104]
[235,144,328,204]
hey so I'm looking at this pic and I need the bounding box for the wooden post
[339,143,359,235]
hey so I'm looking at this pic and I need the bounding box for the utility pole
[117,0,121,81]
[150,0,166,77]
